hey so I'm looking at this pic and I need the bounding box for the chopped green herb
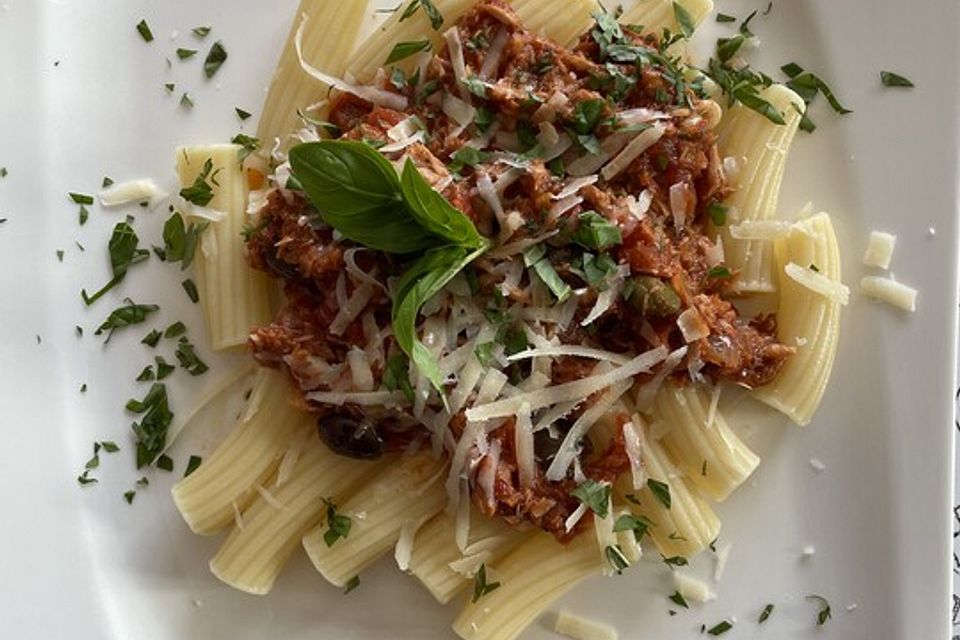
[78,205,89,226]
[462,75,488,98]
[69,192,94,205]
[155,356,175,380]
[203,41,228,78]
[880,70,913,88]
[471,564,501,602]
[136,365,156,382]
[707,620,733,635]
[80,383,87,393]
[571,479,612,518]
[605,544,630,573]
[184,455,203,477]
[383,354,415,403]
[758,603,774,623]
[385,40,432,64]
[474,341,496,367]
[669,591,689,608]
[708,266,731,278]
[162,212,209,269]
[662,555,688,567]
[127,383,174,468]
[647,478,671,508]
[231,133,261,162]
[180,93,193,108]
[182,278,199,303]
[179,159,216,206]
[569,99,605,135]
[175,337,208,376]
[399,0,443,29]
[806,595,831,625]
[163,321,187,339]
[81,221,150,305]
[739,9,759,36]
[156,453,174,472]
[344,575,361,594]
[786,72,852,114]
[142,329,162,348]
[449,146,490,174]
[322,498,352,546]
[56,249,64,262]
[673,2,695,37]
[523,244,571,302]
[235,107,252,120]
[473,106,493,132]
[124,490,136,504]
[613,514,654,542]
[77,471,98,486]
[163,83,175,93]
[707,201,728,226]
[176,48,198,59]
[136,19,154,43]
[0,167,7,178]
[571,211,622,251]
[809,263,820,272]
[95,299,159,342]
[192,26,212,38]
[716,13,736,22]
[780,62,803,79]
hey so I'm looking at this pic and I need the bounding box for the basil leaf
[571,211,622,250]
[786,72,852,114]
[162,212,208,270]
[290,141,437,253]
[570,99,605,135]
[392,243,490,391]
[127,382,173,468]
[179,158,215,206]
[523,244,571,302]
[400,158,484,248]
[81,221,150,306]
[95,299,159,342]
[385,40,431,65]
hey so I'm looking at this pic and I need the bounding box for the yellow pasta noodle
[753,212,842,425]
[712,84,804,293]
[175,144,273,351]
[512,0,596,46]
[452,533,599,640]
[257,0,370,146]
[209,436,380,594]
[303,452,448,587]
[655,383,760,501]
[409,508,533,604]
[621,0,714,35]
[172,368,305,535]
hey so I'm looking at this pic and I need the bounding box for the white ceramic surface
[0,1,957,639]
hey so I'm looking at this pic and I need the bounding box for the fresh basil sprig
[288,140,491,394]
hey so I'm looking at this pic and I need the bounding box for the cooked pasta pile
[169,1,846,638]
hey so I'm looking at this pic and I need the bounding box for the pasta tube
[512,0,596,46]
[257,0,370,146]
[175,144,273,350]
[656,383,760,501]
[209,436,380,594]
[302,452,448,587]
[753,211,842,425]
[172,368,305,534]
[712,83,804,293]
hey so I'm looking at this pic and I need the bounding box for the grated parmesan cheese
[713,542,732,581]
[600,124,666,181]
[728,219,792,241]
[862,231,897,269]
[673,572,717,603]
[676,307,709,343]
[555,611,618,640]
[860,275,917,312]
[443,27,470,100]
[98,179,168,209]
[784,262,850,305]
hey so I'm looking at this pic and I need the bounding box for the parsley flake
[322,498,352,546]
[647,478,672,509]
[136,19,154,43]
[806,595,832,625]
[758,603,774,623]
[880,70,913,88]
[571,479,612,518]
[471,563,501,602]
[707,620,733,635]
[203,41,228,78]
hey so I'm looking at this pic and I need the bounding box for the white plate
[0,0,956,638]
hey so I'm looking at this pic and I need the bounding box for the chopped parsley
[605,544,630,574]
[174,337,208,376]
[571,211,622,251]
[182,278,199,303]
[180,93,194,108]
[179,159,216,206]
[471,564,501,602]
[669,591,689,608]
[707,201,728,226]
[0,167,7,178]
[124,490,137,504]
[176,48,198,60]
[142,329,162,348]
[662,555,688,567]
[716,13,736,22]
[127,383,174,467]
[322,498,352,546]
[95,299,160,342]
[56,250,64,262]
[184,455,203,477]
[235,107,252,120]
[161,211,209,269]
[613,513,653,542]
[192,26,211,38]
[136,365,155,382]
[164,83,175,93]
[79,205,89,226]
[385,40,431,65]
[647,478,671,508]
[203,41,228,78]
[708,266,732,278]
[806,595,832,625]
[571,479,612,518]
[399,0,444,30]
[155,356,175,380]
[231,133,261,162]
[880,70,914,88]
[383,354,415,403]
[758,603,774,623]
[163,321,187,338]
[69,192,94,205]
[707,620,733,635]
[672,2,696,38]
[157,453,175,472]
[135,19,154,43]
[569,99,605,135]
[344,575,361,594]
[523,244,571,302]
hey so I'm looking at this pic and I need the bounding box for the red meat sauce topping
[244,0,793,542]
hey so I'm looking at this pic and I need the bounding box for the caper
[626,275,681,317]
